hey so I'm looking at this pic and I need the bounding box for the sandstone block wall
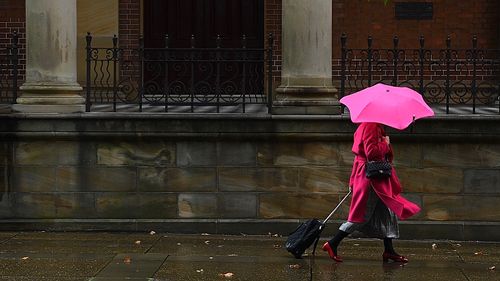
[0,115,499,240]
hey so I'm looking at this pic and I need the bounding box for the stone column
[13,0,84,113]
[274,0,340,114]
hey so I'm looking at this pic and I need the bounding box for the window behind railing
[339,34,500,115]
[85,33,274,113]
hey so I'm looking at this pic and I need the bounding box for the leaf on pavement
[219,272,234,278]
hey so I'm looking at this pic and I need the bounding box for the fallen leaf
[21,257,29,260]
[432,243,438,250]
[123,256,132,264]
[134,240,141,245]
[289,264,301,269]
[489,266,496,271]
[219,272,234,278]
[149,231,156,235]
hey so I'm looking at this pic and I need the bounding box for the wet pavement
[0,231,498,280]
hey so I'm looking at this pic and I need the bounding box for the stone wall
[0,114,500,241]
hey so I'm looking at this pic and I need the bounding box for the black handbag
[365,160,392,179]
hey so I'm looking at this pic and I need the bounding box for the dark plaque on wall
[395,2,433,20]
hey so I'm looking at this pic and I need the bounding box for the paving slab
[0,233,18,244]
[148,234,286,257]
[0,233,159,255]
[95,253,168,279]
[0,276,88,281]
[452,241,500,263]
[0,255,110,278]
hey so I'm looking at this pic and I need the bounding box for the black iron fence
[85,33,274,113]
[340,34,500,114]
[0,31,19,104]
[2,31,499,115]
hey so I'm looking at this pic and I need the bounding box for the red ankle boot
[382,252,409,263]
[322,242,343,262]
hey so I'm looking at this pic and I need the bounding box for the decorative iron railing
[85,33,274,113]
[340,34,500,114]
[0,31,19,104]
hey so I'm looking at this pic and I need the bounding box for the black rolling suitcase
[285,188,352,259]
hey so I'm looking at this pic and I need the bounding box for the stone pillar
[274,0,340,114]
[13,0,84,113]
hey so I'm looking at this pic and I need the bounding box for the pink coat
[347,122,421,223]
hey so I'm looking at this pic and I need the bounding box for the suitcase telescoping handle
[322,187,352,224]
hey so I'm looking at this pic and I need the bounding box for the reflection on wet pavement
[0,232,498,280]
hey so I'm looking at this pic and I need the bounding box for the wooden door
[144,0,264,48]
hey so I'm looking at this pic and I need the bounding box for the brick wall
[264,0,282,86]
[0,0,26,81]
[118,0,141,51]
[332,0,500,54]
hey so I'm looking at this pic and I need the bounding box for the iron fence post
[445,35,451,114]
[216,35,221,113]
[267,33,274,114]
[367,36,373,87]
[472,35,477,114]
[11,30,19,103]
[419,35,425,95]
[241,34,247,113]
[190,35,195,113]
[139,36,144,112]
[112,34,118,112]
[340,33,347,113]
[164,34,169,112]
[392,36,399,86]
[85,32,92,112]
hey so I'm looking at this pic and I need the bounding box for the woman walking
[322,122,421,263]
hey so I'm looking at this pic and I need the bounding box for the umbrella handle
[410,115,416,133]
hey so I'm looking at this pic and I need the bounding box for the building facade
[0,0,499,240]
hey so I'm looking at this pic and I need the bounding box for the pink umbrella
[339,83,434,130]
